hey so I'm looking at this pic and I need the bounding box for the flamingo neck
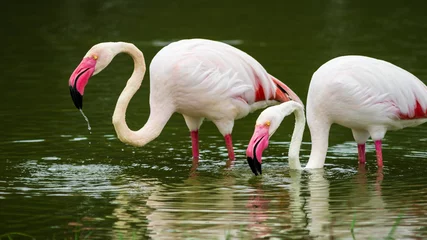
[287,103,305,169]
[305,114,330,169]
[111,42,162,146]
[277,101,330,169]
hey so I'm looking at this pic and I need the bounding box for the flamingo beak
[246,124,270,176]
[69,57,96,109]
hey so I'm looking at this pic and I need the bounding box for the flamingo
[68,39,302,162]
[246,55,427,175]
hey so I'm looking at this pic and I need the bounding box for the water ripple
[12,139,45,143]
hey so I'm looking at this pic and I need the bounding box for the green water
[1,0,427,239]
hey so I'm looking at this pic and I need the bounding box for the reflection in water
[245,182,271,239]
[110,179,161,239]
[104,166,424,239]
[285,168,414,239]
[285,169,330,238]
[2,150,427,238]
[145,174,240,239]
[102,167,360,239]
[306,170,330,238]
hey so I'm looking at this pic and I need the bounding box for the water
[79,109,92,132]
[1,0,427,239]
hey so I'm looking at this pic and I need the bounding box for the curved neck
[288,104,305,169]
[281,102,330,169]
[111,42,165,147]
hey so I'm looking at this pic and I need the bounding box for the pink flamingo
[246,55,427,175]
[68,39,301,162]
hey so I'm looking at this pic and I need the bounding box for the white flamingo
[68,39,301,162]
[246,55,427,174]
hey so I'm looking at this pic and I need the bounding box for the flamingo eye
[265,121,270,126]
[92,55,98,60]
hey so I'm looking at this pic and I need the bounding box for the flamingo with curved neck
[69,42,164,146]
[246,101,306,174]
[246,55,427,175]
[68,39,302,163]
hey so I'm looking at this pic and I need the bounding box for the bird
[68,39,302,163]
[246,55,427,175]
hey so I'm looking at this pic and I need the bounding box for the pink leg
[375,167,384,192]
[224,134,235,160]
[191,130,199,160]
[357,144,366,164]
[374,140,383,167]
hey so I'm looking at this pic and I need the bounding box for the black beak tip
[247,157,261,176]
[69,86,83,109]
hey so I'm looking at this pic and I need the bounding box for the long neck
[288,104,305,169]
[111,42,167,147]
[305,113,331,169]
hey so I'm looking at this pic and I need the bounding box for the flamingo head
[246,105,284,175]
[69,43,116,109]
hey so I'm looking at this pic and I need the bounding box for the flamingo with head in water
[246,55,427,175]
[68,39,301,162]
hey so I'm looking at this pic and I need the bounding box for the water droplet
[79,109,92,133]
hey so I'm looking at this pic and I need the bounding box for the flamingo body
[308,55,427,132]
[246,55,427,174]
[68,39,301,163]
[150,39,288,123]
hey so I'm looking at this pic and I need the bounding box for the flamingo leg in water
[357,144,366,164]
[191,130,199,160]
[374,140,383,167]
[224,134,235,160]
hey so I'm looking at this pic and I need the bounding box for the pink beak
[69,57,96,109]
[246,124,270,175]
